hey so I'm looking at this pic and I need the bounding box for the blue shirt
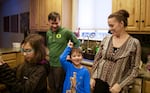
[60,47,90,93]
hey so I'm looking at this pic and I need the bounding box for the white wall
[0,0,29,48]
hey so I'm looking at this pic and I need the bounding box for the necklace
[112,47,119,55]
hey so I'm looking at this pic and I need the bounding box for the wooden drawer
[5,60,17,68]
[1,53,16,61]
[16,52,24,65]
[129,78,142,93]
[1,53,17,68]
[142,80,150,93]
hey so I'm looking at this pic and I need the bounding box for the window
[73,0,112,41]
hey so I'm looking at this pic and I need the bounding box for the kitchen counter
[0,48,20,54]
[81,58,93,67]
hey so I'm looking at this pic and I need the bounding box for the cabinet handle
[141,20,144,22]
[46,22,49,25]
[136,20,144,23]
[136,20,139,23]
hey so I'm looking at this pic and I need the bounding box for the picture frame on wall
[3,16,10,32]
[11,14,18,33]
[20,12,29,34]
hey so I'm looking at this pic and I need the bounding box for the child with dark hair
[0,33,50,93]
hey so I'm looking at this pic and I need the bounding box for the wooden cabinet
[112,0,150,34]
[30,0,72,32]
[16,52,24,65]
[30,0,40,31]
[1,53,17,68]
[142,79,150,93]
[1,52,24,68]
[129,78,142,93]
[0,52,24,91]
[0,53,17,90]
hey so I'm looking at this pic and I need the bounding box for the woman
[90,10,141,93]
[0,34,50,93]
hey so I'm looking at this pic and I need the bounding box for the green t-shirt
[46,27,80,67]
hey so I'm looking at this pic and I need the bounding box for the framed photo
[3,16,10,32]
[11,14,18,33]
[20,12,29,33]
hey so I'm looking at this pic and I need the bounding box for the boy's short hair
[70,48,83,56]
[48,11,60,21]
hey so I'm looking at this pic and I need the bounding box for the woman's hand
[109,83,121,93]
[68,40,74,48]
[90,78,96,89]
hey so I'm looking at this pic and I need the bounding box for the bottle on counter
[146,54,150,72]
[95,41,100,54]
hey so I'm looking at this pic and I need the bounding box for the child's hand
[0,62,3,65]
[0,56,5,65]
[68,40,73,48]
[66,55,71,61]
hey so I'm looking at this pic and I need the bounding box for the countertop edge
[0,48,21,54]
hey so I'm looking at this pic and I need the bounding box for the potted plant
[81,39,100,60]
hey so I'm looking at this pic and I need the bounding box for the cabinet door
[1,53,17,68]
[30,0,40,31]
[16,52,24,65]
[62,0,72,29]
[30,0,62,31]
[48,0,62,16]
[40,0,62,31]
[140,0,150,31]
[39,0,49,31]
[142,79,150,93]
[112,0,140,31]
[129,78,142,93]
[41,0,62,31]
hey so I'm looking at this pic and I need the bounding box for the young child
[60,41,90,93]
[0,34,49,93]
